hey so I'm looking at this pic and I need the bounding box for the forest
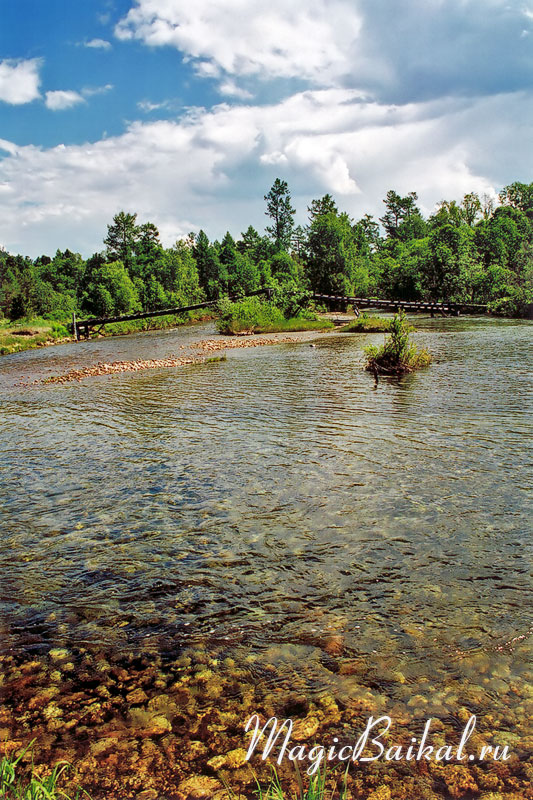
[1,179,532,324]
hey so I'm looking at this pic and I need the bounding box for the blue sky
[1,0,532,256]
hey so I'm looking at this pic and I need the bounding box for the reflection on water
[0,317,532,713]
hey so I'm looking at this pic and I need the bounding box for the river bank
[0,312,218,357]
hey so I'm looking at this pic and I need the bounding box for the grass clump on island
[0,318,70,356]
[340,313,391,333]
[216,296,334,335]
[364,310,431,375]
[0,742,90,799]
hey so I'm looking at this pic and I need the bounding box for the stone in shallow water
[367,787,392,800]
[49,648,70,661]
[127,687,149,704]
[177,775,221,799]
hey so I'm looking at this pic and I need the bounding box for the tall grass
[0,319,70,356]
[0,743,90,800]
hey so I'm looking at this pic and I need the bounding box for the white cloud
[0,88,531,256]
[45,90,86,111]
[82,84,114,98]
[85,38,112,49]
[0,58,41,105]
[114,0,533,104]
[115,0,362,84]
[219,80,253,100]
[138,99,172,113]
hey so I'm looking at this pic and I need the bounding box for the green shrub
[216,297,333,334]
[340,313,392,333]
[488,287,533,317]
[364,310,431,375]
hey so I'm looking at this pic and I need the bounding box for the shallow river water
[0,316,532,798]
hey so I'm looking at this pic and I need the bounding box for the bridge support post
[72,312,79,341]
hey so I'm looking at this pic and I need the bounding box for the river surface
[0,316,532,795]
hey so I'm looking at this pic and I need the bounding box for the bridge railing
[71,288,273,340]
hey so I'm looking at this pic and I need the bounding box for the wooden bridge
[70,289,488,340]
[70,289,272,340]
[312,294,488,317]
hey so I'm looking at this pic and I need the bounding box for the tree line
[1,178,532,321]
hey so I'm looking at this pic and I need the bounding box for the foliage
[340,313,391,333]
[0,318,70,356]
[215,296,332,335]
[307,211,368,295]
[0,741,90,799]
[225,764,349,800]
[1,176,533,340]
[364,311,431,375]
[264,179,296,251]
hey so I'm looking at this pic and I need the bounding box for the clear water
[0,317,531,718]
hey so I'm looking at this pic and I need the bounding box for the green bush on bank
[215,296,333,334]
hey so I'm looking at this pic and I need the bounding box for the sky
[0,0,532,257]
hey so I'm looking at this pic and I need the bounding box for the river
[0,316,531,798]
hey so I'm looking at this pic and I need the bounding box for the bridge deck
[71,289,271,339]
[312,294,487,315]
[70,290,488,340]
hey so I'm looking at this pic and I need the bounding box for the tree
[103,211,139,269]
[291,225,307,259]
[193,230,227,299]
[499,182,533,214]
[218,232,260,295]
[307,193,337,221]
[380,190,426,241]
[237,226,274,263]
[82,260,141,317]
[461,193,482,226]
[354,214,381,252]
[264,178,296,251]
[307,211,368,295]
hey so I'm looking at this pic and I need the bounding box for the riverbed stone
[49,648,70,662]
[367,787,391,800]
[178,775,221,799]
[135,790,159,800]
[127,687,149,705]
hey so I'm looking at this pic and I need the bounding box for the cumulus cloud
[45,90,86,110]
[1,87,530,256]
[85,38,112,49]
[115,0,362,85]
[114,0,533,103]
[0,58,41,105]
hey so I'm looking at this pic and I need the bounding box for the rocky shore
[1,641,532,800]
